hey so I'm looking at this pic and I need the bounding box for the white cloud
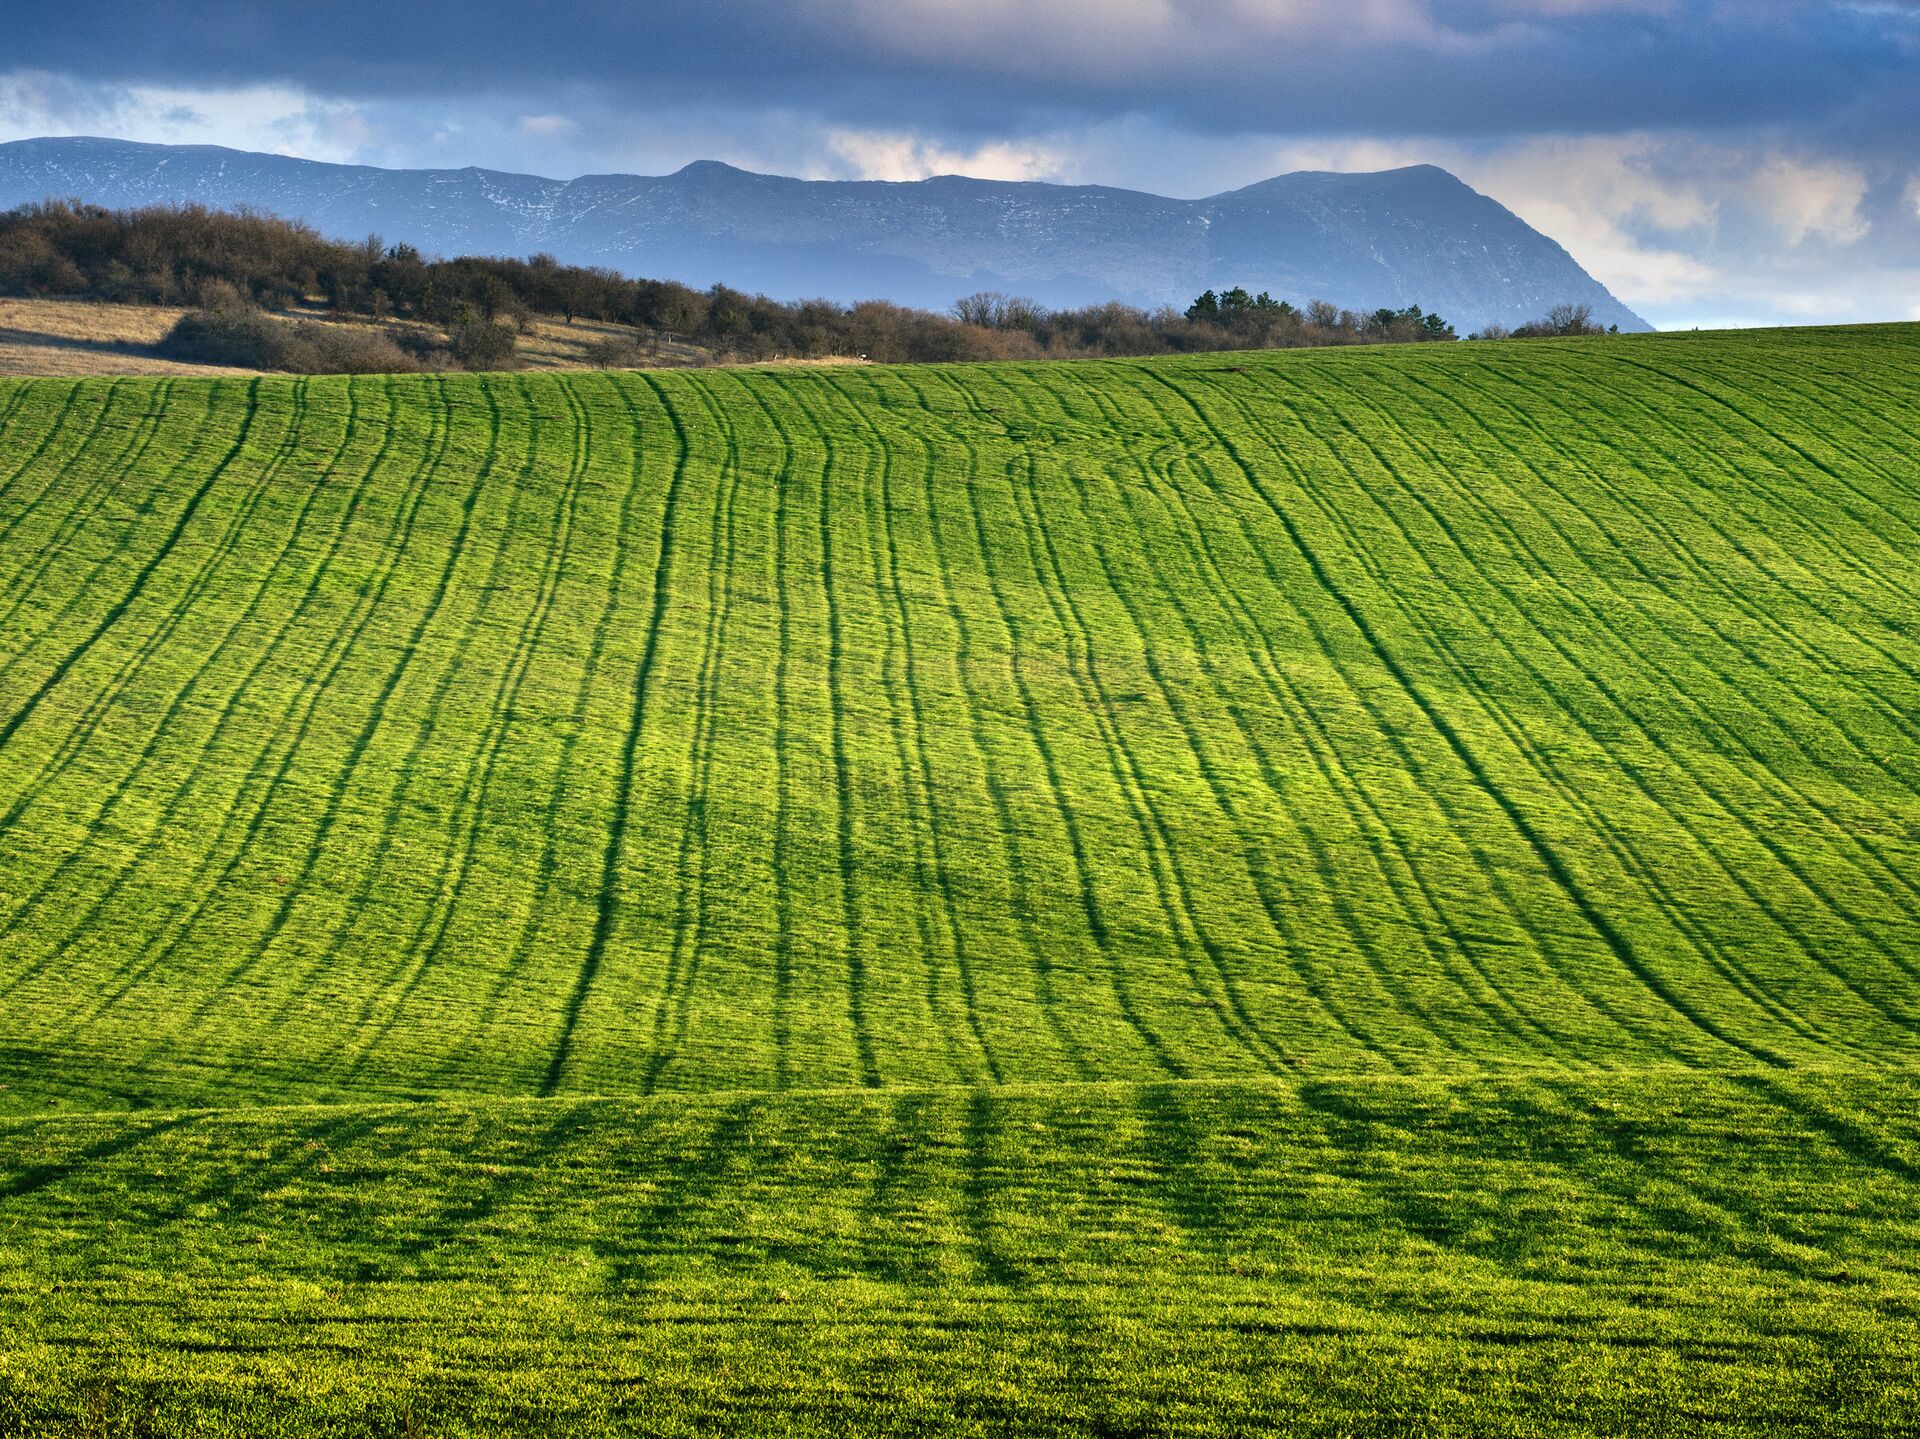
[1253,133,1726,306]
[0,69,379,164]
[518,113,577,138]
[821,129,1067,182]
[1747,155,1869,244]
[0,69,122,136]
[1440,135,1721,303]
[1466,134,1716,231]
[1257,137,1437,177]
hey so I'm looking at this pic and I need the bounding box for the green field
[2,326,1918,1433]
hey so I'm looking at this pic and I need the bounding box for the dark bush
[585,336,651,369]
[447,317,519,370]
[1484,302,1608,340]
[159,302,420,374]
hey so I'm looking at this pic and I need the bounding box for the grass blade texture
[1,325,1918,1434]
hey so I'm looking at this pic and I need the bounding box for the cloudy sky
[4,1,1917,328]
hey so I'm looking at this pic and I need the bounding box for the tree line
[0,198,1602,370]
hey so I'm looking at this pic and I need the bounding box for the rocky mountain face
[0,136,1651,333]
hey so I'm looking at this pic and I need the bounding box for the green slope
[2,325,1919,1432]
[4,1073,1919,1436]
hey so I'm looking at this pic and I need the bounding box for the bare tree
[952,291,1046,330]
[1546,302,1598,335]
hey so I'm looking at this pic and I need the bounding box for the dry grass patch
[0,296,720,376]
[0,297,234,377]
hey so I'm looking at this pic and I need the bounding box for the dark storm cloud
[5,1,1913,139]
[8,1,1916,329]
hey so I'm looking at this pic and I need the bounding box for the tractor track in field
[2,327,1917,1110]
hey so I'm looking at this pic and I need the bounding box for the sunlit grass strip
[0,329,1915,1112]
[3,1070,1919,1435]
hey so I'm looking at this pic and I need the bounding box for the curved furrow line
[294,378,531,1016]
[1611,351,1920,552]
[857,397,985,1084]
[1652,333,1920,495]
[0,378,266,761]
[1106,369,1652,1061]
[827,369,1003,1082]
[760,382,798,1091]
[7,379,400,1001]
[1142,363,1794,1068]
[539,369,694,1098]
[778,368,980,1083]
[1264,366,1894,1050]
[1597,354,1920,617]
[752,370,948,1075]
[751,375,869,1085]
[1651,354,1920,595]
[841,366,1093,1083]
[974,380,1300,1075]
[1078,366,1586,1063]
[0,379,98,550]
[1121,414,1643,1068]
[59,379,456,1026]
[766,375,799,1091]
[840,390,971,1081]
[337,374,596,1078]
[0,379,143,597]
[1485,352,1920,768]
[900,363,1184,1079]
[149,375,500,1036]
[1386,360,1920,917]
[1109,369,1693,1066]
[1809,366,1920,468]
[1341,365,1920,1016]
[460,374,649,1081]
[0,384,221,702]
[1038,442,1451,1068]
[808,377,885,1089]
[295,378,529,974]
[1698,350,1920,500]
[1683,366,1920,546]
[0,378,360,955]
[635,374,743,1094]
[0,381,47,499]
[0,378,306,841]
[1336,361,1920,975]
[1072,368,1551,1055]
[1433,355,1920,785]
[0,382,174,643]
[962,402,1241,1071]
[219,376,526,1036]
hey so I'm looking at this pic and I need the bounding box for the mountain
[0,136,1651,333]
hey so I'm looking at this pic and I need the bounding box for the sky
[3,1,1917,329]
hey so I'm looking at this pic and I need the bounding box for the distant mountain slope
[0,136,1651,333]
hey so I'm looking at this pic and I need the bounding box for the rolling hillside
[2,327,1918,1433]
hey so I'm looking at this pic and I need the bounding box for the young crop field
[1,325,1918,1433]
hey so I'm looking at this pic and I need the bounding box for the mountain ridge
[0,135,1652,333]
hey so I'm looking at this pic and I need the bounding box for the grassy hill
[1,326,1918,1433]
